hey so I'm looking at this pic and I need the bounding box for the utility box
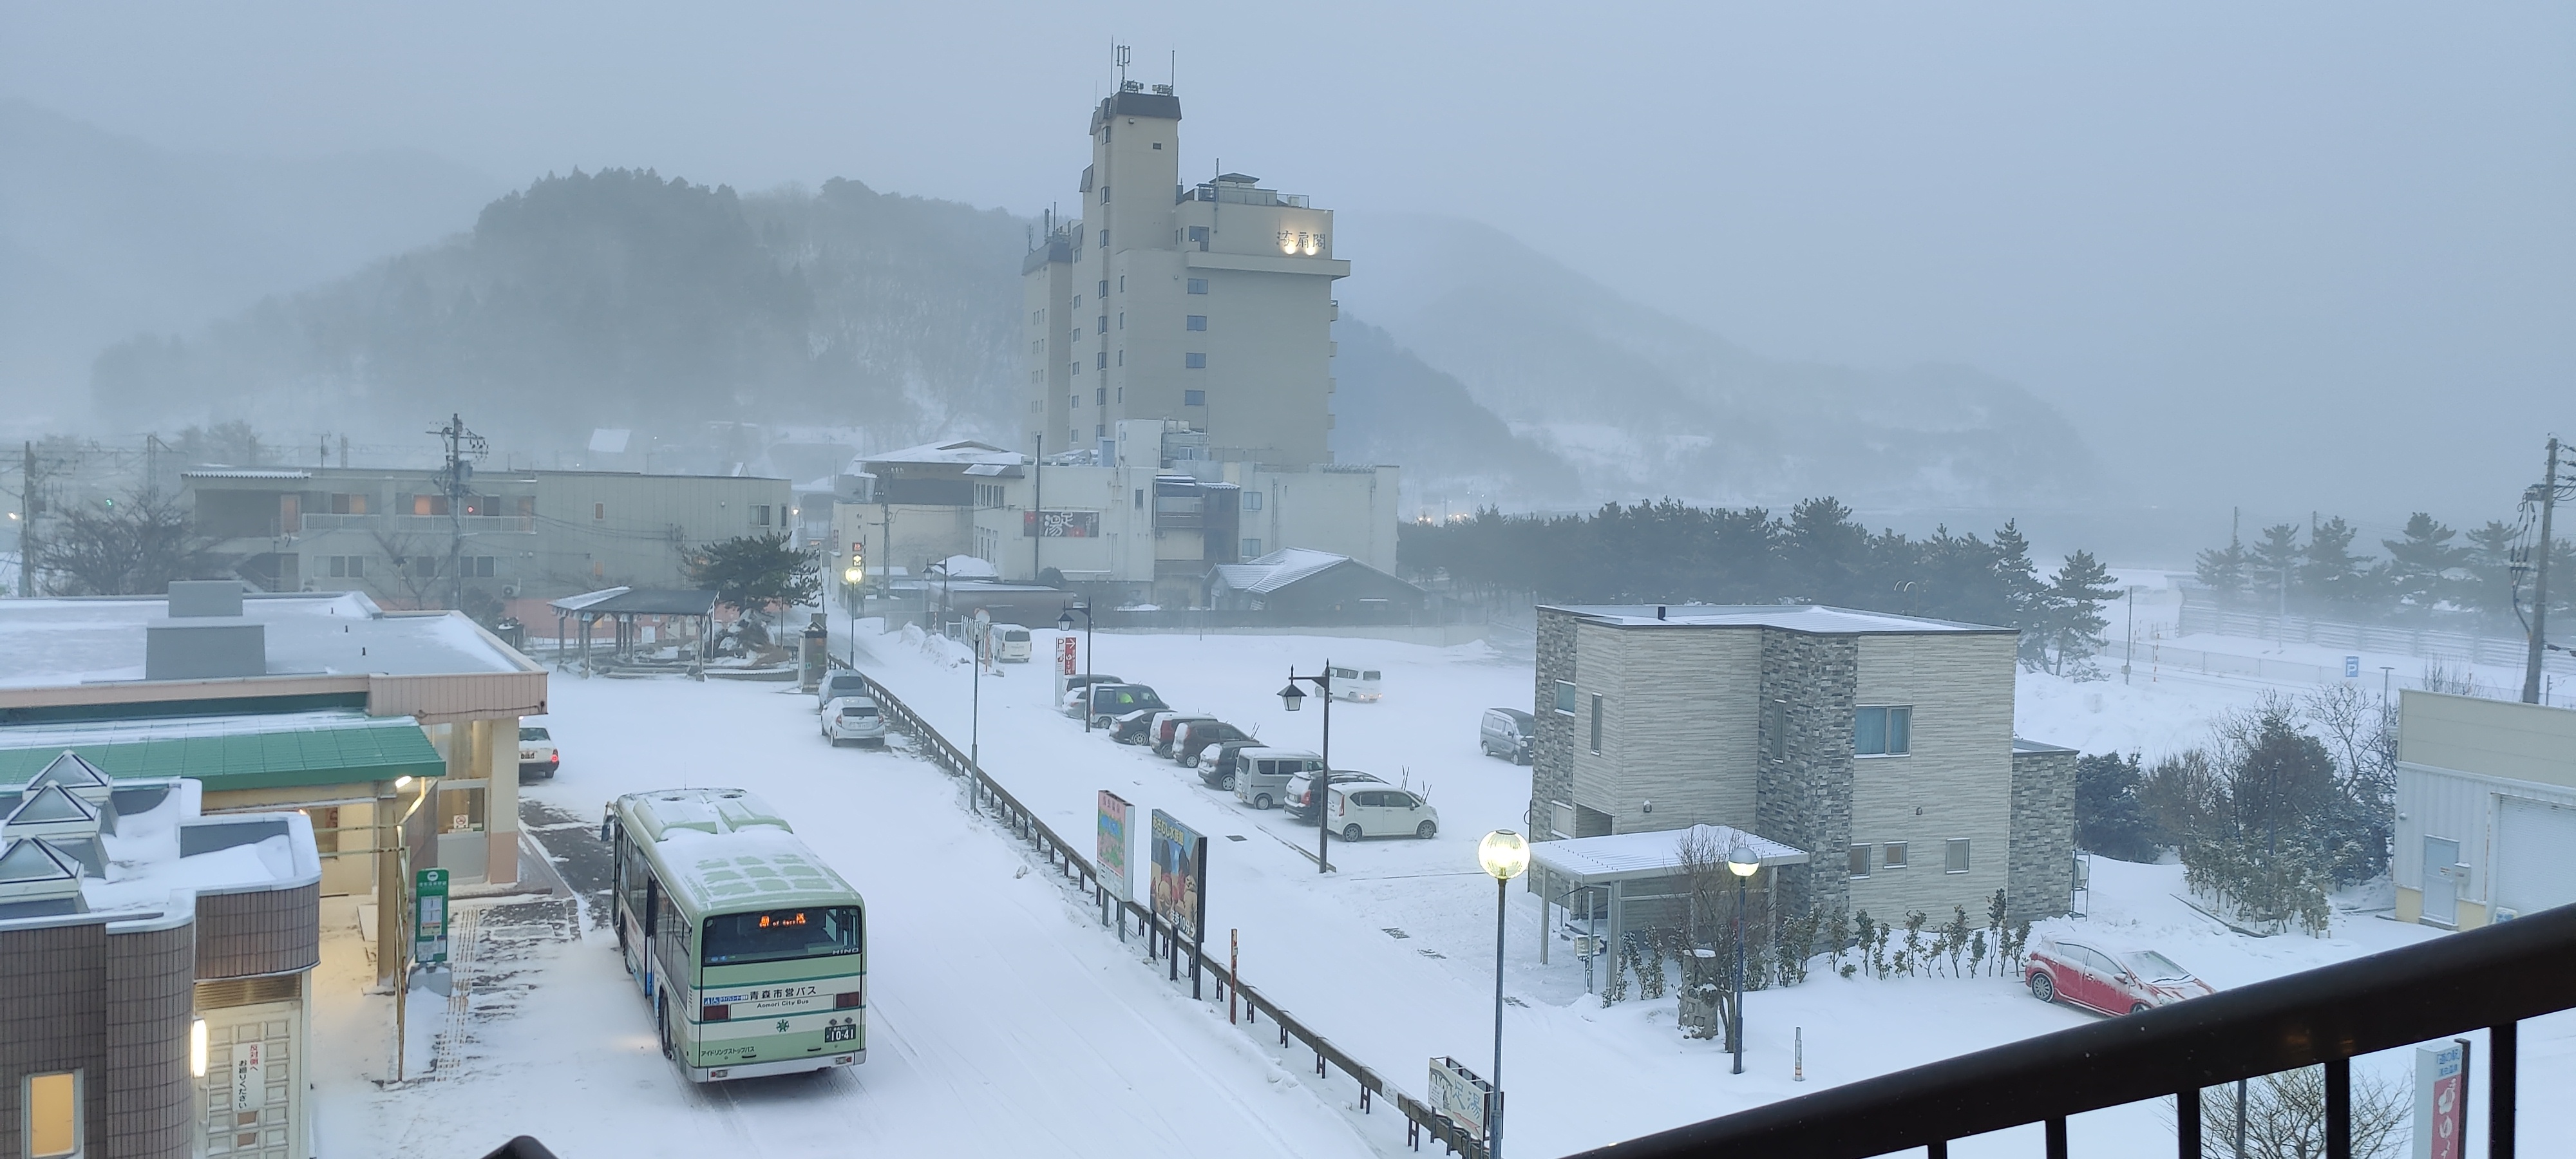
[800,613,830,692]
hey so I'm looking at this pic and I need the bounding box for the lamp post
[842,561,864,669]
[969,621,984,769]
[1725,840,1759,1075]
[1277,663,1336,873]
[1477,829,1530,1159]
[1058,601,1094,732]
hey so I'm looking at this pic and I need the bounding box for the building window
[1945,839,1971,874]
[1185,353,1206,369]
[1848,845,1872,879]
[1095,424,1106,438]
[330,493,369,514]
[1133,489,1144,509]
[1117,312,1124,329]
[1589,694,1604,754]
[24,1069,79,1159]
[1188,278,1208,294]
[469,556,496,578]
[1884,842,1909,869]
[1096,387,1107,405]
[1117,350,1123,366]
[1184,390,1206,406]
[1099,229,1108,248]
[1100,184,1110,203]
[1187,226,1209,250]
[1242,491,1262,511]
[1554,680,1577,715]
[1855,706,1912,756]
[1097,315,1108,334]
[1186,314,1207,331]
[1241,538,1262,556]
[593,502,605,521]
[752,504,771,527]
[325,555,365,579]
[1097,352,1107,369]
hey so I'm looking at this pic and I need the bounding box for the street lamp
[1058,600,1095,731]
[1477,829,1530,1159]
[1725,840,1760,1075]
[1278,664,1337,873]
[842,563,864,668]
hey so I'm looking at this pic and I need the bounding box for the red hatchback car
[2025,934,2215,1016]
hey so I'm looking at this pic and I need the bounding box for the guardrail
[1568,901,2575,1159]
[844,663,1489,1158]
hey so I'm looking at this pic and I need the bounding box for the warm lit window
[1855,706,1912,756]
[26,1070,79,1159]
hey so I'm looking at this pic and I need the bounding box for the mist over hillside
[0,99,501,420]
[1335,214,2107,512]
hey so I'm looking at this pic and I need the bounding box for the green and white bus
[601,787,867,1082]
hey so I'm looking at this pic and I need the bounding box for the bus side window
[641,876,659,937]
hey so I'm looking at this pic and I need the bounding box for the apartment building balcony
[299,513,538,534]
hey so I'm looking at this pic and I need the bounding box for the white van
[1231,749,1327,811]
[1325,784,1438,841]
[1328,665,1382,702]
[988,623,1033,663]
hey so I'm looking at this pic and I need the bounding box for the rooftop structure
[1545,604,2013,634]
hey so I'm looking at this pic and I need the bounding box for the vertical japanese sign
[1097,793,1133,902]
[232,1040,265,1112]
[1150,809,1206,941]
[413,867,450,967]
[1057,635,1078,702]
[2412,1041,2467,1159]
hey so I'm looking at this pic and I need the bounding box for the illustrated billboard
[1023,510,1101,538]
[1150,809,1206,941]
[1097,792,1133,901]
[1428,1057,1492,1141]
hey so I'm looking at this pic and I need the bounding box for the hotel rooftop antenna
[1116,43,1131,90]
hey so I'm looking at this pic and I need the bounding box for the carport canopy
[1527,824,1808,965]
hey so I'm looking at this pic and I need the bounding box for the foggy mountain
[1335,214,2107,512]
[0,99,502,420]
[88,169,1029,450]
[1325,318,1581,509]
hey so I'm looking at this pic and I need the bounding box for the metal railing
[1569,903,2576,1159]
[846,664,1490,1158]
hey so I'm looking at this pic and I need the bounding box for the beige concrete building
[2392,690,2576,928]
[1528,605,2075,924]
[1023,85,1347,466]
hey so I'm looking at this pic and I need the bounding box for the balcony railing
[298,513,536,534]
[1571,903,2573,1159]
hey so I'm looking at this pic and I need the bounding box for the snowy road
[312,675,1376,1159]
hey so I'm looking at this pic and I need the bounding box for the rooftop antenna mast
[1116,44,1131,90]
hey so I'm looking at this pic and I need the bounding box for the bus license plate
[825,1023,858,1043]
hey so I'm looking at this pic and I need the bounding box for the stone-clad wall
[102,922,194,1159]
[0,922,109,1159]
[1529,607,1579,838]
[196,884,321,981]
[1758,629,1858,919]
[2009,748,2078,920]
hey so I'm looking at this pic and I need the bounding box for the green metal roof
[0,710,444,793]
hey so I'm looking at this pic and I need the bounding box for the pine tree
[2193,537,2249,606]
[2040,550,2120,674]
[2459,520,2525,628]
[2300,516,2373,607]
[2381,513,2463,614]
[2249,523,2302,610]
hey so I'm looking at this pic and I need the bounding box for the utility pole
[1032,434,1043,582]
[430,415,487,611]
[2524,436,2563,704]
[18,441,38,596]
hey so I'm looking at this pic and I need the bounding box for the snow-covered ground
[304,625,2573,1157]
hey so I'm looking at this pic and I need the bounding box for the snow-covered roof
[1548,604,2011,634]
[1529,824,1809,885]
[0,592,527,687]
[1211,548,1352,595]
[588,428,633,453]
[932,555,1001,579]
[0,776,321,930]
[863,440,1025,467]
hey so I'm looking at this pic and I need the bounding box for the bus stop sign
[413,867,450,967]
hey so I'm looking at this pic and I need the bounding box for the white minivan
[1325,784,1438,841]
[1328,665,1382,702]
[987,623,1033,663]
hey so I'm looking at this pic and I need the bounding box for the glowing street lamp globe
[1725,840,1760,879]
[1479,829,1531,882]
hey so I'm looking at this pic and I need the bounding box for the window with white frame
[1945,838,1971,874]
[1883,842,1909,869]
[1553,680,1577,715]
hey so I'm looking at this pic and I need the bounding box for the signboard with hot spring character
[1149,809,1205,941]
[1097,792,1133,901]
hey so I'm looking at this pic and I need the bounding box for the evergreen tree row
[2193,512,2573,629]
[1398,497,2118,670]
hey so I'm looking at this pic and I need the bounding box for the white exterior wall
[972,465,1160,583]
[1848,634,2017,918]
[2392,691,2576,927]
[1566,623,1761,834]
[1226,466,1398,574]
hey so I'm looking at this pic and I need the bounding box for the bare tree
[2182,1066,2409,1159]
[368,529,447,609]
[35,489,216,595]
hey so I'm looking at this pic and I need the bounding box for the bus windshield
[701,905,864,966]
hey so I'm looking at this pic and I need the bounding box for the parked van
[1328,665,1382,702]
[1285,769,1385,822]
[1196,739,1267,788]
[817,670,870,711]
[987,623,1033,663]
[1232,749,1327,810]
[1479,708,1536,764]
[1069,684,1170,725]
[1325,784,1439,841]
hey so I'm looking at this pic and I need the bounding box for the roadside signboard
[1057,636,1078,702]
[1150,809,1206,941]
[1428,1057,1492,1141]
[1097,792,1133,901]
[413,867,450,968]
[2345,655,2362,679]
[2412,1041,2467,1159]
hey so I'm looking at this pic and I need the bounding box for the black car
[1107,709,1162,744]
[1195,739,1267,787]
[1285,770,1387,822]
[1173,721,1255,766]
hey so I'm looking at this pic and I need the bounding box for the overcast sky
[6,1,2571,532]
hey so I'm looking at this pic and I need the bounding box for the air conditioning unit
[502,583,522,599]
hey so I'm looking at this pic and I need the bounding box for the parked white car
[1325,784,1437,840]
[822,695,886,747]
